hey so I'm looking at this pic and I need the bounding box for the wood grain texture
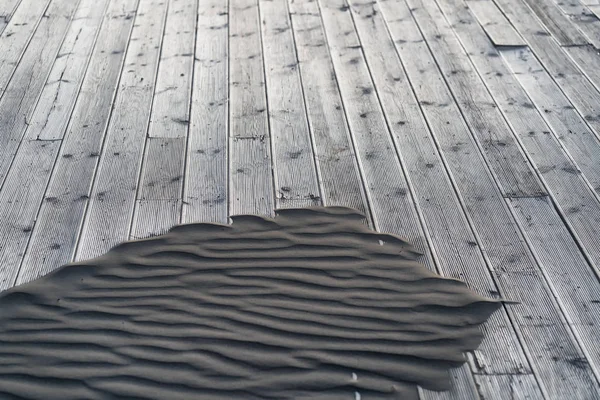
[521,0,588,46]
[464,0,526,46]
[76,0,168,261]
[437,0,600,388]
[259,0,320,209]
[382,0,600,398]
[508,196,600,389]
[318,0,426,254]
[228,0,275,217]
[492,0,600,143]
[0,0,110,291]
[474,373,544,400]
[0,0,23,35]
[147,0,196,138]
[406,0,545,199]
[0,0,80,187]
[131,137,186,238]
[183,0,228,224]
[0,0,51,97]
[546,0,600,48]
[347,1,539,398]
[131,0,197,239]
[380,0,538,384]
[500,47,600,192]
[288,0,368,216]
[564,44,600,95]
[16,0,140,286]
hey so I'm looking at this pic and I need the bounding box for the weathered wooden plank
[131,137,186,238]
[464,0,526,46]
[546,0,600,48]
[130,0,197,239]
[492,0,600,141]
[0,141,61,290]
[0,0,51,97]
[0,0,109,290]
[508,196,600,389]
[380,0,538,383]
[0,0,80,187]
[410,0,545,199]
[438,0,600,386]
[288,0,367,216]
[590,5,600,17]
[148,0,196,138]
[474,373,544,400]
[32,6,113,141]
[521,0,588,46]
[76,0,168,261]
[15,0,139,285]
[500,47,600,197]
[318,0,426,254]
[382,0,600,397]
[0,0,23,35]
[491,0,581,73]
[347,0,540,398]
[319,1,481,397]
[564,44,600,94]
[228,0,275,217]
[259,0,320,208]
[182,0,228,224]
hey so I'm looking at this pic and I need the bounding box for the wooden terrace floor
[1,0,600,398]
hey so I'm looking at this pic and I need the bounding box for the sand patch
[0,207,499,399]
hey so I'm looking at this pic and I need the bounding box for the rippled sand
[0,207,499,399]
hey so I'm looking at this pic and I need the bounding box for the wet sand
[0,207,499,399]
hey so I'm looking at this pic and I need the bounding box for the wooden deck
[1,0,600,398]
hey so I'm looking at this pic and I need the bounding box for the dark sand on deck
[0,207,499,399]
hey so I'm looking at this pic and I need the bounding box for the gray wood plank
[546,0,600,48]
[0,0,51,98]
[381,0,540,385]
[564,44,600,95]
[474,373,544,400]
[346,0,541,398]
[131,137,186,238]
[318,0,427,254]
[382,0,600,398]
[288,0,367,216]
[316,4,426,394]
[318,1,482,397]
[521,0,589,46]
[75,0,168,261]
[438,0,600,386]
[148,0,196,138]
[464,0,526,46]
[15,0,139,285]
[0,0,22,35]
[228,0,275,217]
[0,0,110,290]
[590,5,600,17]
[182,0,228,224]
[405,0,546,199]
[130,0,197,238]
[259,0,320,209]
[491,0,600,142]
[0,0,79,187]
[499,47,600,201]
[508,196,600,389]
